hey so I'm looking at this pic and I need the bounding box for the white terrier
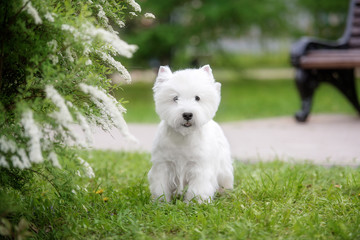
[148,65,234,203]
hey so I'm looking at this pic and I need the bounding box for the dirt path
[88,114,360,166]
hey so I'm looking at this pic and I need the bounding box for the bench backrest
[344,0,360,48]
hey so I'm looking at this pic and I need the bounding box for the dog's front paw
[184,179,216,204]
[184,193,212,204]
[184,188,214,204]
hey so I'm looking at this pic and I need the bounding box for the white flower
[78,157,95,178]
[97,51,132,82]
[11,156,25,169]
[116,20,125,28]
[85,59,92,65]
[21,110,43,164]
[45,85,87,147]
[0,155,9,168]
[49,151,61,168]
[0,137,34,169]
[127,0,141,12]
[47,40,58,52]
[79,83,137,143]
[144,13,156,19]
[96,5,109,25]
[61,24,81,39]
[22,0,42,24]
[129,12,137,17]
[76,112,93,144]
[66,101,73,108]
[90,114,111,132]
[45,85,73,123]
[61,24,75,32]
[110,72,132,85]
[65,47,74,62]
[84,24,138,58]
[0,136,17,153]
[83,46,91,56]
[44,12,54,22]
[61,23,138,59]
[49,54,59,65]
[17,148,32,168]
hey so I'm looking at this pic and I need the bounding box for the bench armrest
[290,37,348,67]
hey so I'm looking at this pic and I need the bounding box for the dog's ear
[215,82,221,95]
[200,65,214,80]
[156,66,172,84]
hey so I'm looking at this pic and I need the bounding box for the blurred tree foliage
[123,0,349,67]
[0,0,140,173]
[297,0,349,40]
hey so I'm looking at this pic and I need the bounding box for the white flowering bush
[0,0,148,172]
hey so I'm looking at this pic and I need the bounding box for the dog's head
[153,65,221,135]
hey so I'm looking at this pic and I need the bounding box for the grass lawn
[2,151,359,239]
[114,76,360,123]
[2,71,360,239]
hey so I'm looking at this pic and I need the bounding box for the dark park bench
[290,0,360,122]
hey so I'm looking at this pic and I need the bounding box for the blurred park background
[113,0,360,123]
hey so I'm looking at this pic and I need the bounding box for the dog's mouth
[182,121,192,127]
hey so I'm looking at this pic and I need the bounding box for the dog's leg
[148,162,174,202]
[218,162,234,191]
[218,174,234,191]
[185,170,217,203]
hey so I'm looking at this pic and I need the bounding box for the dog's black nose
[182,112,193,121]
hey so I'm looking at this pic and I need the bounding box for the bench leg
[325,69,360,114]
[294,69,319,122]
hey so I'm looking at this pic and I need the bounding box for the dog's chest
[153,124,214,163]
[162,134,205,161]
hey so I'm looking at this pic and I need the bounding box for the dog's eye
[195,96,200,101]
[173,96,178,102]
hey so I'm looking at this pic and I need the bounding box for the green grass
[1,151,360,239]
[115,78,360,123]
[2,70,360,239]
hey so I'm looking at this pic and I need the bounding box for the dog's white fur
[148,65,233,203]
